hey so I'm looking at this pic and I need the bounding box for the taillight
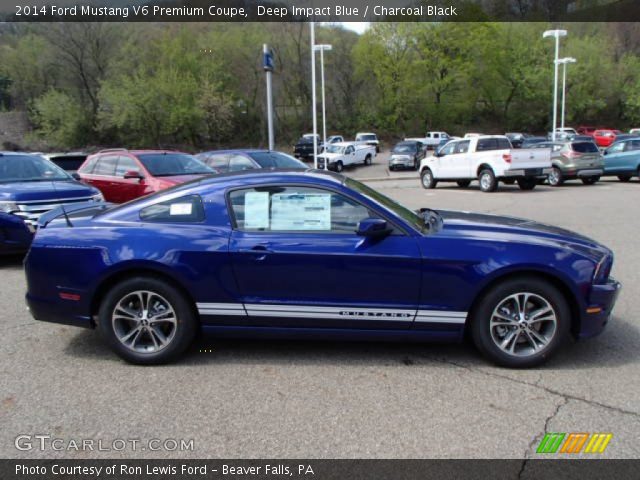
[502,153,512,163]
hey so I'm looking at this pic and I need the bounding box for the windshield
[325,145,345,154]
[137,153,214,177]
[345,177,424,232]
[248,152,306,169]
[393,143,416,153]
[0,154,71,183]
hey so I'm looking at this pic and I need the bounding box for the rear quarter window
[139,195,205,223]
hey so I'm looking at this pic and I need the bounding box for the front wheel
[581,176,600,185]
[420,169,437,189]
[364,155,372,166]
[334,160,344,173]
[470,277,570,368]
[548,167,564,186]
[98,277,197,364]
[479,169,497,192]
[517,178,537,190]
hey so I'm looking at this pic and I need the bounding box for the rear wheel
[457,180,471,188]
[548,167,564,186]
[334,160,344,173]
[420,169,437,189]
[364,154,372,166]
[517,178,537,190]
[479,169,497,192]
[617,175,632,182]
[470,277,570,368]
[581,176,600,185]
[98,277,197,364]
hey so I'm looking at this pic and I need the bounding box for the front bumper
[389,156,414,167]
[578,278,621,339]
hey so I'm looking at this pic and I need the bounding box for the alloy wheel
[111,290,177,353]
[489,292,558,357]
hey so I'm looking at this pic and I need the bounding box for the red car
[593,130,621,148]
[77,149,215,203]
[576,126,597,136]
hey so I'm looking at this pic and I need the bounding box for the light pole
[543,29,567,141]
[557,57,576,131]
[263,44,275,151]
[310,22,318,169]
[313,44,332,169]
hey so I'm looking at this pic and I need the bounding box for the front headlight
[0,201,18,213]
[594,254,613,284]
[91,192,104,202]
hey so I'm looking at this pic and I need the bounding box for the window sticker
[271,193,331,230]
[244,191,270,229]
[169,203,193,216]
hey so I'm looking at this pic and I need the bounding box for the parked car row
[293,132,380,159]
[412,133,640,191]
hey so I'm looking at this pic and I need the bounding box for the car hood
[0,180,98,202]
[438,210,609,258]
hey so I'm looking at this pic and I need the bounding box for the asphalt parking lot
[1,155,639,460]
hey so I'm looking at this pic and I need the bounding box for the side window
[455,140,470,154]
[79,156,98,174]
[630,140,640,151]
[609,142,625,153]
[440,142,456,156]
[115,156,140,176]
[433,133,440,139]
[202,154,230,172]
[140,195,205,223]
[477,139,499,151]
[228,155,256,172]
[229,186,372,233]
[346,146,354,154]
[92,155,118,176]
[498,138,512,149]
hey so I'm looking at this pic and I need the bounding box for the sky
[338,22,370,34]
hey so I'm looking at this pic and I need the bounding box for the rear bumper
[26,293,94,329]
[578,278,621,339]
[503,167,552,178]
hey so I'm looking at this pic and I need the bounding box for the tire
[389,165,395,172]
[470,277,570,368]
[420,168,437,189]
[457,180,471,188]
[581,176,599,185]
[548,167,564,186]
[364,154,372,166]
[334,161,344,173]
[98,276,197,365]
[517,178,537,190]
[617,175,632,182]
[478,169,497,192]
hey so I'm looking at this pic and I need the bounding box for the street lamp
[543,29,567,141]
[310,22,318,169]
[557,57,577,131]
[313,44,332,169]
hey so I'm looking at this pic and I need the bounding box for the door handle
[238,244,272,260]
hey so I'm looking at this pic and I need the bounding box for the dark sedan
[196,150,306,173]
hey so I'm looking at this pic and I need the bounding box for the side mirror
[124,170,143,180]
[71,172,81,181]
[356,218,392,238]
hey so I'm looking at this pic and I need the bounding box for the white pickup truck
[419,135,552,192]
[317,142,376,172]
[406,131,451,149]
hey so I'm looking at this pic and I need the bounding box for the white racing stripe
[196,302,467,324]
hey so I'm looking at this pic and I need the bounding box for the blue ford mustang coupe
[25,170,620,367]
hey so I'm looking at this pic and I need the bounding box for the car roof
[356,132,376,136]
